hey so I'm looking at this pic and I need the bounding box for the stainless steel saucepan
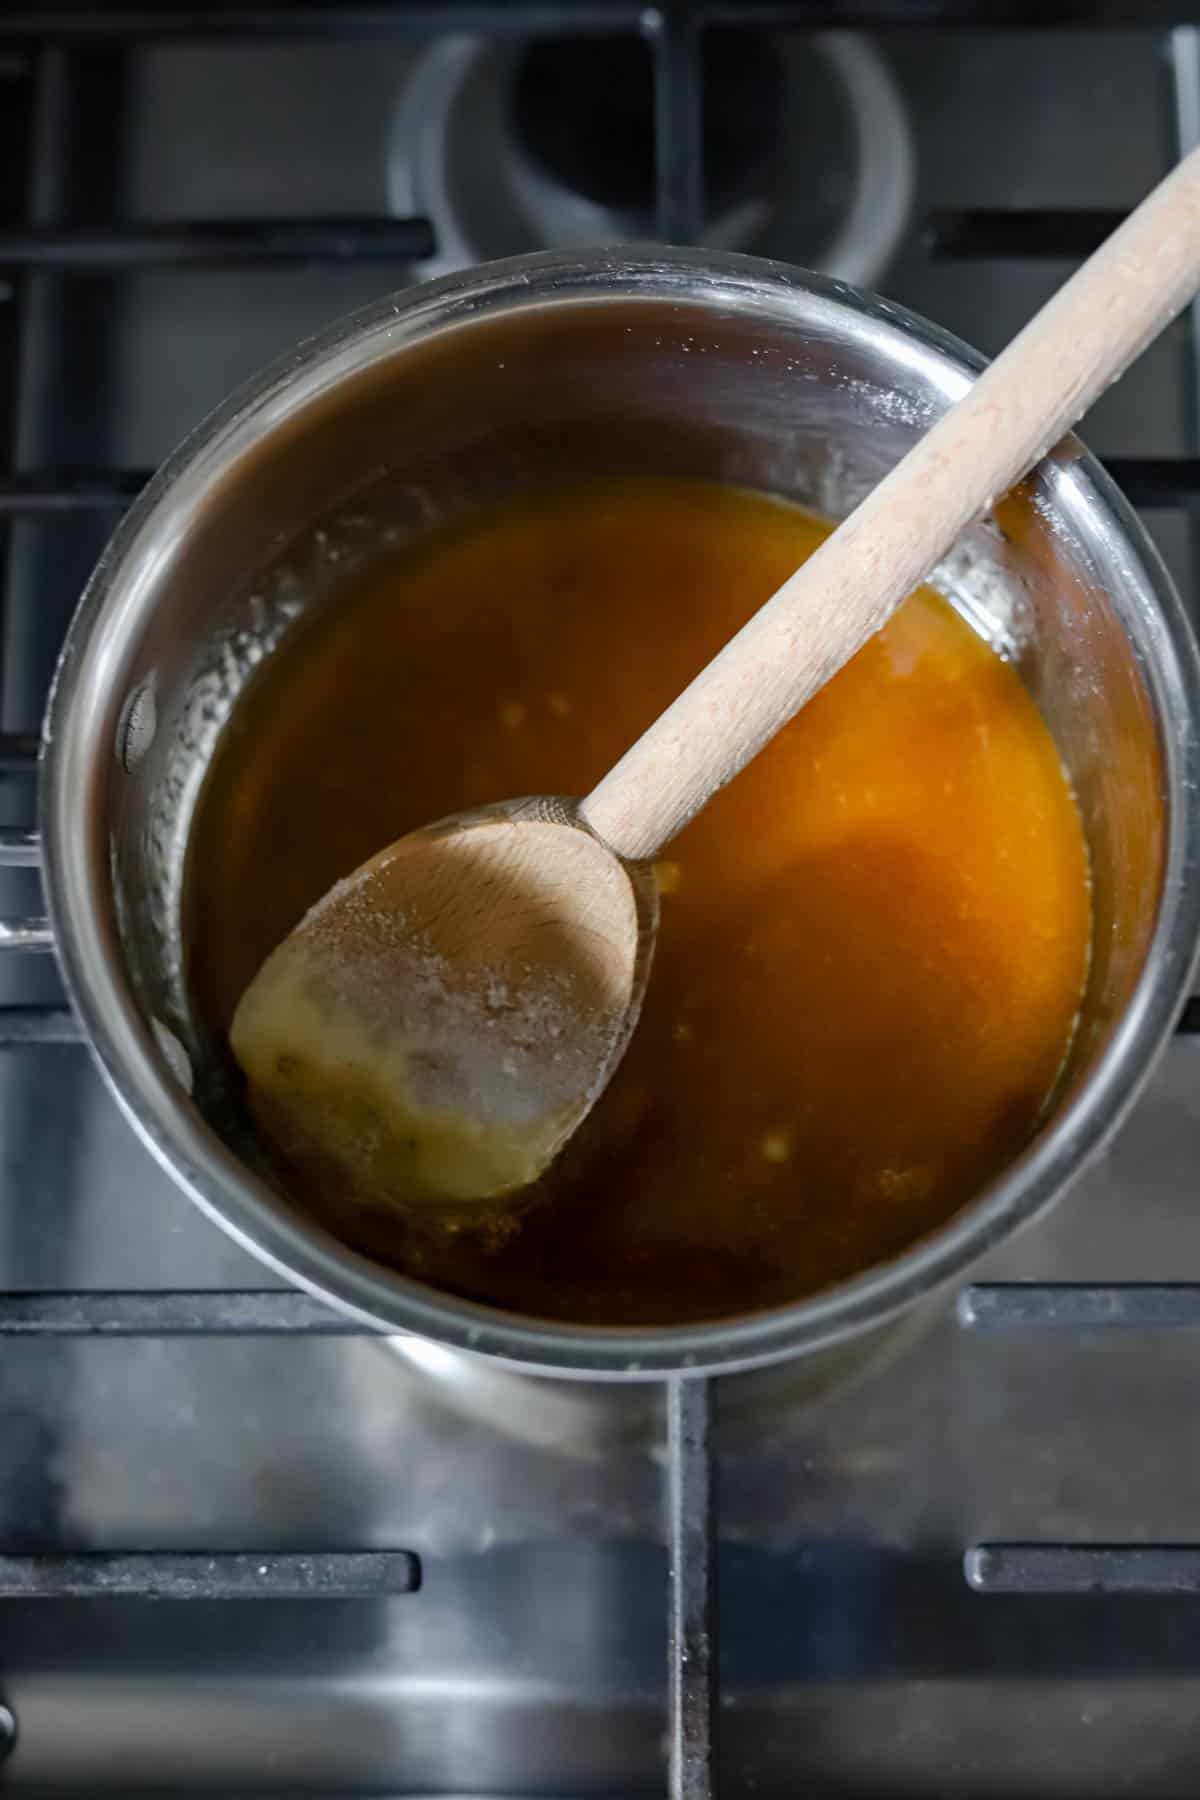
[37,249,1200,1377]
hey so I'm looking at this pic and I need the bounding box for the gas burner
[388,31,914,287]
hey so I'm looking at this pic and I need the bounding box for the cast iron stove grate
[3,5,1200,1796]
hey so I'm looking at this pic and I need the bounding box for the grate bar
[650,6,704,245]
[928,208,1125,260]
[1171,26,1200,438]
[0,2,650,36]
[0,1288,379,1334]
[0,734,38,770]
[0,467,148,512]
[0,827,39,864]
[667,1374,715,1800]
[0,1006,80,1044]
[14,1281,1200,1339]
[0,216,434,269]
[966,1543,1200,1595]
[6,2,1200,37]
[0,916,52,950]
[959,1283,1200,1331]
[0,1549,420,1599]
[1104,457,1200,507]
[705,0,1200,18]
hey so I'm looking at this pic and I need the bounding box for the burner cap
[389,31,913,287]
[508,32,787,226]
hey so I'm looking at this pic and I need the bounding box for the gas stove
[3,6,1200,1795]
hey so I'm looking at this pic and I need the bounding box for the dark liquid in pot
[186,478,1091,1325]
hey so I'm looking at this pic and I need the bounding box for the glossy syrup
[186,478,1091,1325]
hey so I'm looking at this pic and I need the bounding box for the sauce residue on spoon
[187,477,1091,1326]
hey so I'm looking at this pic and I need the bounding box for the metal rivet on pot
[116,677,157,771]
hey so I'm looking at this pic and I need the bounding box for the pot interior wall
[102,291,1164,1225]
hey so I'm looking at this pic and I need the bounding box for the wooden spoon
[232,147,1200,1214]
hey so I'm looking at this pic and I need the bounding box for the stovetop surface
[3,14,1200,1796]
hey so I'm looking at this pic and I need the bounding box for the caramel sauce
[186,477,1091,1325]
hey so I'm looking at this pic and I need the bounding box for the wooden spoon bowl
[231,799,657,1211]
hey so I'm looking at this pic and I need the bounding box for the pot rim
[40,246,1200,1378]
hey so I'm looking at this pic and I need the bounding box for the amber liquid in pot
[186,477,1092,1326]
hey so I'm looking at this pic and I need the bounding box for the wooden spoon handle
[582,146,1200,864]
